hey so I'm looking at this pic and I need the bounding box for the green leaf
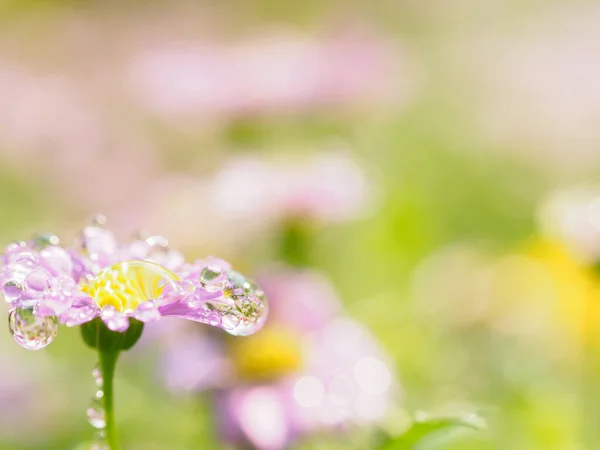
[379,417,483,450]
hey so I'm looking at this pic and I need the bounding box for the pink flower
[1,222,268,350]
[127,29,411,124]
[162,266,399,449]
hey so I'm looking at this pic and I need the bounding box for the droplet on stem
[87,396,106,429]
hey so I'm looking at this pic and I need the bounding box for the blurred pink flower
[127,29,412,124]
[210,150,372,224]
[0,63,159,215]
[126,150,373,254]
[162,266,398,449]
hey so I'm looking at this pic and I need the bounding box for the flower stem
[99,350,120,450]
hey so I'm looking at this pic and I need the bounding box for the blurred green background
[0,0,597,449]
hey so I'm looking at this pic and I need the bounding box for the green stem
[278,218,313,267]
[99,350,120,450]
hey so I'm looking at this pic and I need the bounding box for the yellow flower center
[82,260,180,312]
[229,326,303,381]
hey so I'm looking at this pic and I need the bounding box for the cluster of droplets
[197,265,268,336]
[2,219,269,349]
[2,234,77,350]
[85,364,108,450]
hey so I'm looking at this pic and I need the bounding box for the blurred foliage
[0,0,595,449]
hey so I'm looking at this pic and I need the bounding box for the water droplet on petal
[40,246,73,275]
[26,269,51,292]
[87,396,106,429]
[11,253,38,271]
[5,241,27,255]
[92,364,103,388]
[199,265,227,292]
[8,307,58,350]
[101,306,129,332]
[31,233,60,249]
[222,312,241,331]
[208,312,221,326]
[134,301,160,322]
[85,261,180,312]
[2,280,23,303]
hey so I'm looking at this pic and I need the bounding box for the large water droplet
[2,280,23,303]
[199,265,227,292]
[40,246,73,275]
[92,364,103,388]
[8,307,58,350]
[87,397,106,429]
[84,260,180,312]
[26,269,51,292]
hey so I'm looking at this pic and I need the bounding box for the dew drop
[134,300,161,322]
[92,364,103,388]
[11,253,38,271]
[91,430,109,450]
[221,312,240,331]
[208,311,221,326]
[87,397,106,429]
[8,307,58,350]
[2,280,23,303]
[199,265,227,292]
[31,233,60,249]
[26,269,51,292]
[90,214,107,227]
[40,246,73,275]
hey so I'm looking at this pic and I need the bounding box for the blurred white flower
[537,186,600,263]
[455,3,600,172]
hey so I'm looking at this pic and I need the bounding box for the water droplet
[40,246,73,275]
[8,307,58,350]
[92,364,103,388]
[208,311,221,326]
[146,235,169,253]
[91,430,109,450]
[31,233,60,249]
[133,301,160,322]
[222,312,240,331]
[199,265,227,292]
[90,214,107,227]
[5,241,27,255]
[101,306,129,332]
[11,253,38,270]
[85,261,180,312]
[2,280,23,303]
[26,269,51,292]
[87,396,106,429]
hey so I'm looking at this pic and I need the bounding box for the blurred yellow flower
[526,239,600,347]
[229,326,303,381]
